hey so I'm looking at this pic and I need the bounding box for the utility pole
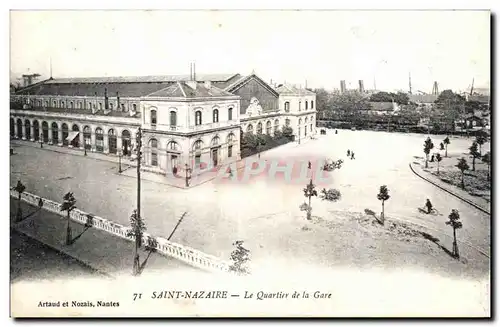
[136,127,142,226]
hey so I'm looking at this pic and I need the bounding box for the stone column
[14,121,18,139]
[103,133,109,154]
[21,123,26,140]
[90,132,96,152]
[48,127,53,144]
[58,129,63,146]
[79,132,84,149]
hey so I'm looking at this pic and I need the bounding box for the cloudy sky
[10,10,490,92]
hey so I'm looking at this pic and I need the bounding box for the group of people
[346,149,355,160]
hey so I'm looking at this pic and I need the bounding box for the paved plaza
[10,130,491,278]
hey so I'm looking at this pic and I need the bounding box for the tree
[229,240,250,275]
[13,180,26,223]
[468,141,480,171]
[482,151,491,180]
[377,185,390,224]
[60,192,76,245]
[302,179,318,220]
[456,158,469,189]
[443,136,450,157]
[475,134,487,156]
[126,209,146,276]
[423,137,434,168]
[281,126,294,140]
[435,153,442,174]
[446,209,463,259]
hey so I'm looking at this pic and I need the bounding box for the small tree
[13,180,26,222]
[482,151,491,180]
[439,142,445,151]
[446,209,463,259]
[423,137,434,168]
[229,240,250,275]
[435,153,442,174]
[443,136,450,157]
[303,179,318,220]
[475,134,487,156]
[456,158,469,189]
[468,141,480,171]
[126,209,146,276]
[60,192,76,245]
[320,188,342,202]
[377,185,390,224]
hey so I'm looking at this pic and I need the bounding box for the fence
[10,189,232,274]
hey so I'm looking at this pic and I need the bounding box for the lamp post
[185,163,192,187]
[135,127,143,226]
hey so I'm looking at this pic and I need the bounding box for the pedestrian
[430,154,435,162]
[351,152,355,160]
[347,149,350,157]
[38,197,44,208]
[425,199,433,214]
[308,161,312,169]
[335,130,338,134]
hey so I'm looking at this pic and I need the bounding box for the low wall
[10,189,232,274]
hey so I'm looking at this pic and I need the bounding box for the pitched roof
[275,83,315,95]
[44,74,238,84]
[224,74,280,98]
[144,82,237,99]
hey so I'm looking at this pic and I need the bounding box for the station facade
[10,69,316,176]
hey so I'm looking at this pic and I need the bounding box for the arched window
[44,101,48,107]
[298,101,301,111]
[99,102,103,110]
[78,101,83,109]
[24,119,31,140]
[61,101,65,108]
[51,122,58,144]
[213,108,219,123]
[62,123,69,145]
[121,103,125,111]
[227,133,235,158]
[305,117,308,124]
[305,101,308,110]
[149,138,158,166]
[150,109,157,128]
[284,102,290,112]
[41,121,49,143]
[193,140,203,151]
[170,111,177,127]
[228,108,233,121]
[88,102,93,110]
[53,100,57,108]
[285,119,290,127]
[83,126,92,150]
[110,103,114,110]
[108,129,117,154]
[299,118,303,125]
[257,122,263,134]
[95,127,104,152]
[246,124,254,133]
[69,101,74,109]
[274,119,279,134]
[195,111,202,126]
[132,104,137,111]
[266,121,272,135]
[311,100,314,109]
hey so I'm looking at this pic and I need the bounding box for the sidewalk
[10,198,199,277]
[11,139,137,167]
[409,162,490,215]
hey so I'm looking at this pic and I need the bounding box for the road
[10,130,490,266]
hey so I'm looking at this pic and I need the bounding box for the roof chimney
[187,62,197,89]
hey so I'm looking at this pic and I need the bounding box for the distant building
[409,94,438,105]
[340,80,346,94]
[367,102,398,115]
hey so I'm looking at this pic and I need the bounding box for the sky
[10,10,490,93]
